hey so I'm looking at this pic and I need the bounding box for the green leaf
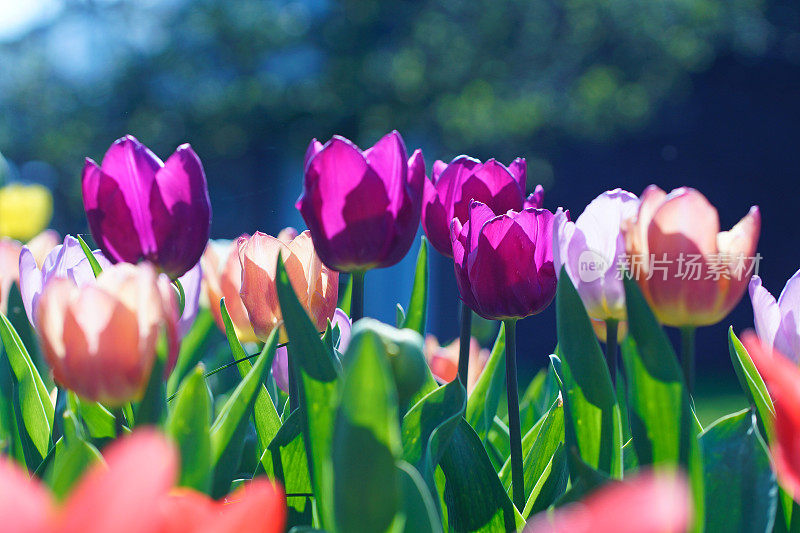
[397,461,443,533]
[728,327,774,440]
[622,276,705,530]
[167,365,212,492]
[76,235,103,276]
[45,412,101,499]
[466,323,506,441]
[219,298,281,453]
[521,442,568,518]
[520,396,564,501]
[396,304,406,328]
[333,325,402,533]
[66,393,115,440]
[402,237,428,335]
[402,380,465,497]
[0,312,53,462]
[339,273,354,315]
[554,272,622,478]
[166,309,216,397]
[700,409,777,532]
[276,255,340,530]
[209,329,278,496]
[440,419,524,532]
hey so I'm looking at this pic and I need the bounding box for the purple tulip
[450,201,563,320]
[422,155,544,257]
[750,272,800,362]
[272,307,351,393]
[82,135,211,279]
[19,235,111,326]
[19,235,201,338]
[553,189,640,322]
[296,131,425,272]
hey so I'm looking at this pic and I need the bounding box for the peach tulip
[622,186,760,327]
[35,262,178,406]
[238,230,338,341]
[424,334,489,394]
[26,229,60,267]
[202,229,297,343]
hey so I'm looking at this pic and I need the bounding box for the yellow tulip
[0,184,53,241]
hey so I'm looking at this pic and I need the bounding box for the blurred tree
[0,0,776,235]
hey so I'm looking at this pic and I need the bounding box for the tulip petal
[377,148,424,268]
[432,160,447,183]
[177,262,202,337]
[421,175,452,257]
[82,159,146,265]
[749,276,781,356]
[775,268,800,362]
[332,308,352,352]
[742,332,800,502]
[303,138,324,171]
[363,130,407,216]
[59,430,178,533]
[203,479,286,533]
[18,246,42,325]
[0,456,53,533]
[524,184,544,209]
[507,157,527,193]
[272,346,289,393]
[150,144,212,278]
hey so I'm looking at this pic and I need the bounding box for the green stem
[680,327,696,396]
[504,319,524,511]
[605,320,619,386]
[114,408,127,437]
[350,271,365,322]
[457,300,472,389]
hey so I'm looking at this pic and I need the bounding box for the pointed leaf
[167,365,212,492]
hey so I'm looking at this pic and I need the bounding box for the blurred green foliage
[0,0,773,232]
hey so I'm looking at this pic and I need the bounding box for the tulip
[0,238,22,315]
[422,155,544,257]
[424,335,488,394]
[19,235,111,326]
[451,201,561,321]
[749,271,800,363]
[272,308,350,393]
[297,131,424,273]
[202,229,298,344]
[451,199,562,509]
[0,183,53,241]
[554,189,640,323]
[0,430,286,533]
[82,135,212,279]
[239,230,338,341]
[591,318,627,344]
[525,471,691,533]
[176,262,202,338]
[622,186,760,328]
[35,262,179,406]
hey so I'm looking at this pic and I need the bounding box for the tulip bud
[297,131,424,271]
[345,319,429,409]
[422,155,544,257]
[554,189,640,323]
[423,334,489,394]
[0,183,53,241]
[238,230,338,341]
[82,135,212,279]
[622,186,760,327]
[451,201,562,320]
[35,263,178,406]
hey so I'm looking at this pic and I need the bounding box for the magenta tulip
[296,131,424,272]
[82,135,211,279]
[422,155,544,257]
[450,201,563,320]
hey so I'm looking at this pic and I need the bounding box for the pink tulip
[423,334,489,394]
[35,263,178,406]
[622,186,760,327]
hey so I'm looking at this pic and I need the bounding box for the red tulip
[741,331,800,500]
[526,471,691,533]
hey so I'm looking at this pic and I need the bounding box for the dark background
[1,0,799,403]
